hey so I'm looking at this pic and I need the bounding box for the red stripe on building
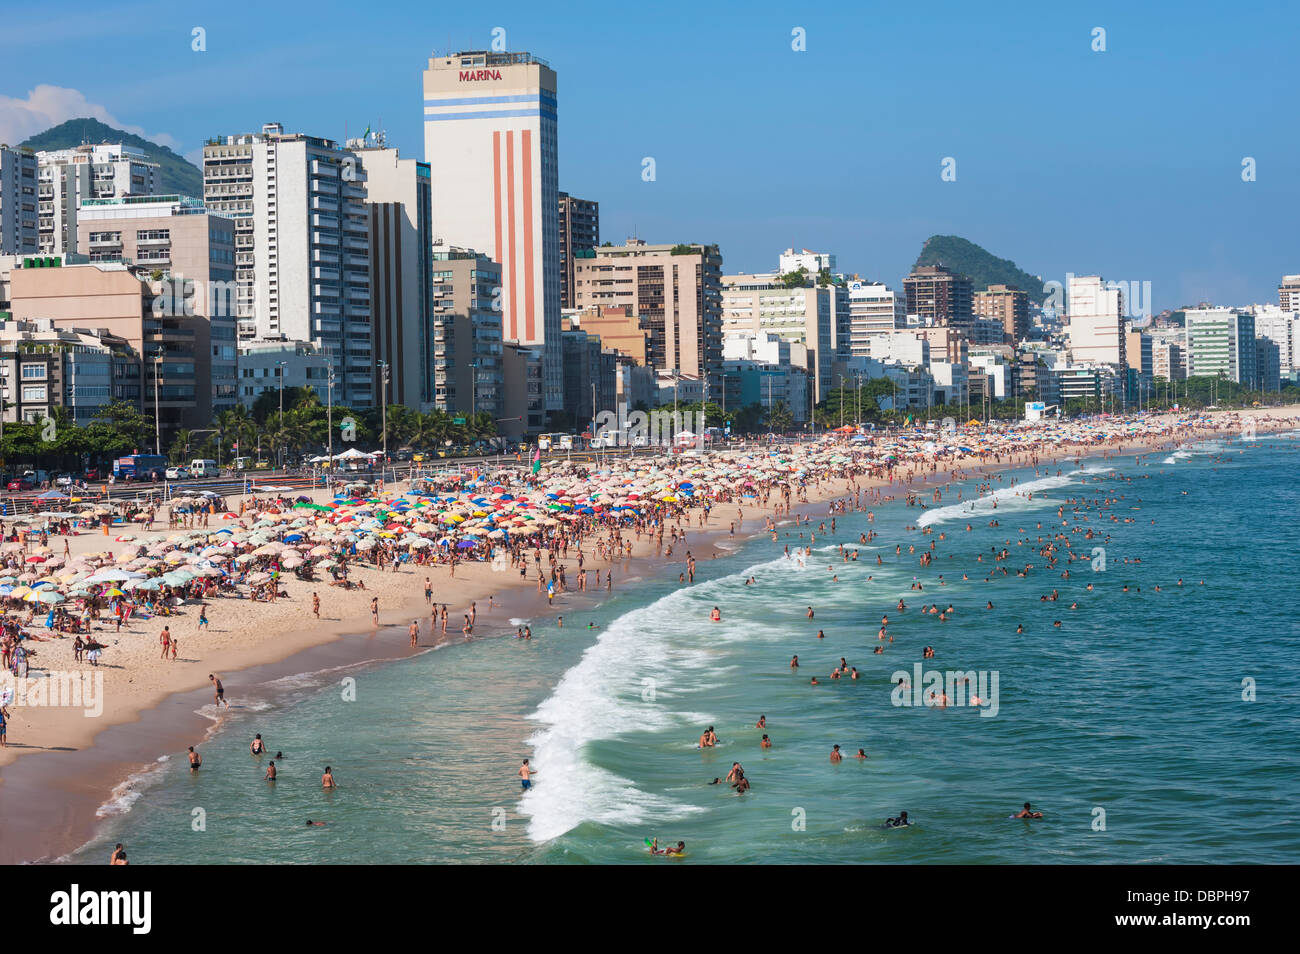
[492,131,503,279]
[522,128,535,342]
[506,130,517,342]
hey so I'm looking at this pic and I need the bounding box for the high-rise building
[0,145,39,256]
[1278,275,1300,312]
[1184,308,1256,386]
[359,145,434,409]
[1253,306,1299,380]
[847,280,906,353]
[1066,275,1126,366]
[9,259,200,442]
[904,264,973,330]
[36,144,160,256]
[423,50,562,410]
[431,245,504,419]
[1,317,137,425]
[75,193,238,422]
[203,124,374,406]
[570,239,723,399]
[973,284,1029,343]
[721,273,837,402]
[779,248,836,277]
[1151,339,1185,382]
[558,192,598,309]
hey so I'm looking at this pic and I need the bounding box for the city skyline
[1,0,1295,311]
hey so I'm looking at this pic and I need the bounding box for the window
[21,363,46,379]
[22,385,47,401]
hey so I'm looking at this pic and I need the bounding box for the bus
[536,433,574,452]
[113,454,167,481]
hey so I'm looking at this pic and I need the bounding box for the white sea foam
[95,755,171,818]
[521,555,791,843]
[915,473,1077,527]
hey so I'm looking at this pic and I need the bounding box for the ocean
[68,434,1300,864]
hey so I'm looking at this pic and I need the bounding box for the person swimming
[650,839,685,856]
[885,811,910,828]
[1013,801,1043,819]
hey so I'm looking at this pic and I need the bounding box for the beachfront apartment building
[7,259,200,443]
[236,339,331,410]
[847,280,907,353]
[1066,275,1126,367]
[0,317,137,425]
[423,51,563,411]
[903,264,973,331]
[358,145,435,409]
[1252,306,1299,381]
[1278,275,1300,312]
[75,193,238,423]
[721,273,837,403]
[973,284,1029,344]
[0,145,39,256]
[1147,325,1187,380]
[203,124,374,408]
[569,239,724,401]
[779,248,836,277]
[431,245,504,419]
[558,192,598,310]
[36,144,160,257]
[1183,308,1257,387]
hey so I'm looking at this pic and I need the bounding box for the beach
[1,406,1297,864]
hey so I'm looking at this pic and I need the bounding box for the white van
[190,459,219,478]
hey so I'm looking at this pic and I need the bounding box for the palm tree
[765,401,794,433]
[214,406,256,464]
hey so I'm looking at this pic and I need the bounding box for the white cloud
[0,84,180,150]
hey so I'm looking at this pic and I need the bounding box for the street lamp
[379,360,390,480]
[276,359,287,469]
[153,351,163,455]
[325,347,335,482]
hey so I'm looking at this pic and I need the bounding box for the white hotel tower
[423,51,562,410]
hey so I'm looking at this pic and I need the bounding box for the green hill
[19,117,203,199]
[914,235,1045,297]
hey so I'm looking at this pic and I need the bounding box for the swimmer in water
[305,819,326,827]
[650,839,686,856]
[1013,801,1043,819]
[250,733,265,755]
[885,811,910,828]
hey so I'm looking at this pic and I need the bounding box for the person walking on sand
[170,634,178,661]
[409,619,419,648]
[159,626,171,659]
[371,596,379,627]
[312,592,320,619]
[198,603,209,631]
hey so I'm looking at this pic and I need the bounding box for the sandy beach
[0,405,1295,864]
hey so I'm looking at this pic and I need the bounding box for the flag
[531,446,541,475]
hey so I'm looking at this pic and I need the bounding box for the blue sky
[2,0,1295,310]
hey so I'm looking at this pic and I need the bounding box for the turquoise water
[74,435,1300,864]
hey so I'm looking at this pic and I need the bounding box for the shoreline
[2,407,1295,864]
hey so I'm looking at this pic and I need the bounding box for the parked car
[6,476,36,492]
[165,466,191,480]
[54,473,74,488]
[83,467,101,481]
